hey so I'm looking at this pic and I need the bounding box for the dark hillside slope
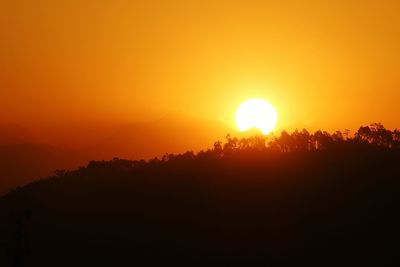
[1,127,400,266]
[0,144,89,196]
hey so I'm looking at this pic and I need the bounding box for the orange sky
[1,0,400,134]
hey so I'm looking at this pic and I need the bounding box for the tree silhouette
[1,123,399,266]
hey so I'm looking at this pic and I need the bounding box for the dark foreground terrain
[1,124,400,266]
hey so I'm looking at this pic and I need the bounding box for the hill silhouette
[0,144,90,196]
[1,123,400,266]
[0,115,230,195]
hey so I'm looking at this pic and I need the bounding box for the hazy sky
[1,0,399,131]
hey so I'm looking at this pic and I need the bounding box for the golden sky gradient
[1,0,400,133]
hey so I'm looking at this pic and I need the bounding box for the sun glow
[235,98,278,135]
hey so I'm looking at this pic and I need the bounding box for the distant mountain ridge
[86,115,232,159]
[0,143,88,196]
[0,124,37,145]
[0,115,231,195]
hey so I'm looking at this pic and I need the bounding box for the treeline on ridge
[6,122,399,195]
[1,123,400,266]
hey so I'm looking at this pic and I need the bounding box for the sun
[235,98,278,135]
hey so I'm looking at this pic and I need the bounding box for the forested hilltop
[1,123,400,266]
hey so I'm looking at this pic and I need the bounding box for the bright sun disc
[235,98,278,135]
